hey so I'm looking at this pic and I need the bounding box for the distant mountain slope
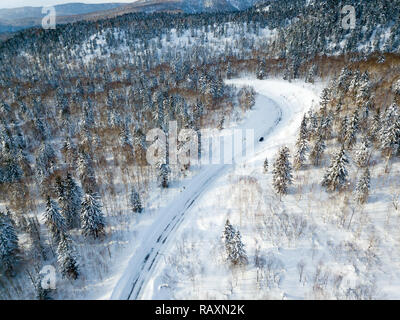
[0,0,260,36]
[0,2,130,34]
[0,2,126,21]
[226,0,259,10]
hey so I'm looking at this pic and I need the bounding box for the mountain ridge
[0,0,261,37]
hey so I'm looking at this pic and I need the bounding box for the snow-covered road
[110,79,319,300]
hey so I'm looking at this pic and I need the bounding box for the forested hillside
[0,0,400,299]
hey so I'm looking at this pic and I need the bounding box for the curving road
[110,79,312,300]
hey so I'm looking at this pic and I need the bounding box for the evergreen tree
[263,157,269,173]
[222,220,247,266]
[56,176,68,226]
[381,121,400,158]
[354,167,371,205]
[130,189,143,214]
[345,110,359,149]
[229,230,248,266]
[370,109,381,142]
[355,139,370,168]
[294,115,309,170]
[0,155,23,183]
[380,104,400,157]
[320,113,333,140]
[226,61,233,80]
[272,147,293,196]
[78,151,96,192]
[307,111,319,140]
[223,220,235,245]
[305,64,317,84]
[81,192,105,239]
[256,59,266,80]
[309,134,326,166]
[159,163,170,189]
[322,146,349,192]
[43,197,66,243]
[64,173,83,229]
[120,121,133,149]
[320,88,330,113]
[0,212,19,274]
[57,234,79,280]
[338,116,348,143]
[357,72,371,102]
[337,67,352,92]
[36,142,57,178]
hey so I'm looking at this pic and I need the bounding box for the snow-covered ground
[139,79,325,300]
[107,78,323,300]
[86,78,400,300]
[129,78,400,300]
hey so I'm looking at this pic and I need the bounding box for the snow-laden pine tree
[380,104,400,158]
[349,70,361,93]
[354,167,371,205]
[345,110,359,149]
[228,230,248,266]
[322,146,349,192]
[370,109,381,142]
[62,136,78,165]
[0,212,19,274]
[256,59,266,80]
[81,192,105,239]
[320,113,333,140]
[78,151,96,192]
[222,220,247,266]
[337,67,352,92]
[320,88,330,114]
[36,142,57,178]
[309,134,326,166]
[272,146,293,196]
[360,101,371,128]
[223,220,235,245]
[338,116,348,143]
[381,121,400,158]
[294,115,309,170]
[130,189,143,214]
[305,64,317,84]
[355,139,370,168]
[65,173,82,229]
[120,120,133,149]
[43,197,66,243]
[226,61,233,80]
[56,176,68,227]
[57,234,79,280]
[263,157,269,173]
[0,155,23,183]
[159,163,170,189]
[307,111,319,140]
[356,72,371,102]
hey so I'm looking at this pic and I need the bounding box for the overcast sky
[0,1,135,9]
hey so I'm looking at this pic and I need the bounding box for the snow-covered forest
[1,0,400,300]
